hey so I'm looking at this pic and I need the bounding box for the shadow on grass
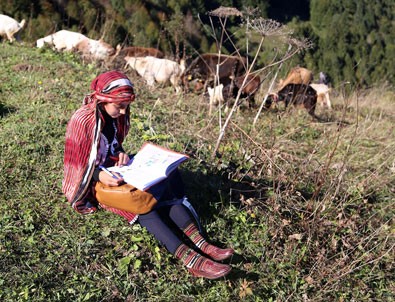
[272,105,352,126]
[227,253,261,280]
[313,112,351,126]
[181,167,263,224]
[178,167,270,281]
[0,102,16,118]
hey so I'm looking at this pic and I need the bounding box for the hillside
[0,44,394,301]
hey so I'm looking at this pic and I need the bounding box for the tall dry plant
[204,7,312,158]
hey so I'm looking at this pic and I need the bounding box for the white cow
[36,30,115,61]
[0,14,26,42]
[36,30,87,50]
[125,56,185,93]
[74,38,118,62]
[310,83,332,109]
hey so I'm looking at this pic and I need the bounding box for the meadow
[0,43,394,301]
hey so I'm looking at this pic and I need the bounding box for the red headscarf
[62,71,135,217]
[84,70,135,105]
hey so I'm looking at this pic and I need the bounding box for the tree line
[1,0,394,88]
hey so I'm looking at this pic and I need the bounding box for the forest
[1,0,394,88]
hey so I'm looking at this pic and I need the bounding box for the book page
[129,143,187,175]
[107,143,188,190]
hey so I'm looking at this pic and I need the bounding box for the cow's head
[263,93,278,109]
[89,40,115,60]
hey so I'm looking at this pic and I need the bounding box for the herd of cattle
[1,14,333,117]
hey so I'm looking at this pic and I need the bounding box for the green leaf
[134,259,142,270]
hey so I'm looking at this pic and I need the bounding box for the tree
[310,0,395,87]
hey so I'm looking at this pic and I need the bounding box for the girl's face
[103,101,131,118]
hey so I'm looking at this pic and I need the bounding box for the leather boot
[175,244,232,279]
[203,245,234,261]
[187,257,232,279]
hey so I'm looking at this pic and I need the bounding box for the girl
[62,70,233,279]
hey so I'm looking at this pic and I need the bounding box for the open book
[107,142,189,191]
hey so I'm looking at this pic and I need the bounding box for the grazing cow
[183,53,247,91]
[310,83,331,109]
[225,74,261,107]
[36,30,116,61]
[277,66,313,92]
[75,39,119,62]
[199,73,261,109]
[36,30,87,50]
[268,83,317,117]
[125,56,185,93]
[0,14,26,42]
[119,46,164,58]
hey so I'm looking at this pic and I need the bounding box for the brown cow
[183,53,247,91]
[233,74,261,99]
[194,73,261,109]
[222,74,261,108]
[267,83,317,117]
[277,66,313,92]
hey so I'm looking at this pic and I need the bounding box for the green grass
[0,44,394,301]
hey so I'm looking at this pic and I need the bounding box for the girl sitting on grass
[62,70,234,279]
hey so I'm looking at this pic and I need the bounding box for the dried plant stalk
[249,18,293,37]
[209,6,243,18]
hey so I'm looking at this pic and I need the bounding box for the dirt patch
[12,64,45,72]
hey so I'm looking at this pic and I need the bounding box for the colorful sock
[174,243,204,269]
[183,223,209,250]
[183,223,234,261]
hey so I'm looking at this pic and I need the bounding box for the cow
[277,66,313,92]
[0,14,26,42]
[124,56,185,93]
[225,74,261,107]
[183,53,247,92]
[197,73,261,109]
[117,46,165,70]
[36,30,116,62]
[119,46,164,58]
[268,83,317,117]
[36,30,87,51]
[310,83,332,109]
[75,39,119,62]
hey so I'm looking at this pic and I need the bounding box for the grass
[0,43,394,301]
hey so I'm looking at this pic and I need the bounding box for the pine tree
[310,0,395,87]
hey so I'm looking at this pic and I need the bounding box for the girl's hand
[115,152,130,166]
[99,171,124,186]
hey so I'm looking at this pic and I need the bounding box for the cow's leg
[170,74,181,94]
[144,73,156,87]
[306,97,317,117]
[325,93,332,109]
[6,32,14,42]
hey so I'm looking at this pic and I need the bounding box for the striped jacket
[62,102,130,214]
